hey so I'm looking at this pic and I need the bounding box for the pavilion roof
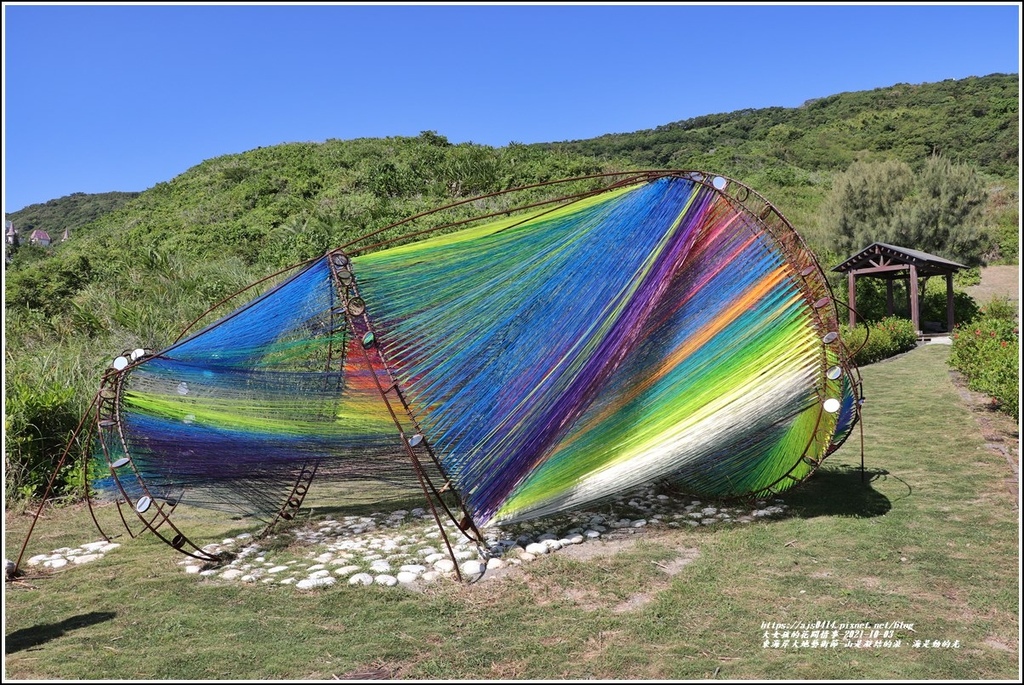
[832,242,966,278]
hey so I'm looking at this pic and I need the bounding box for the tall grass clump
[949,296,1020,420]
[4,376,89,506]
[840,316,919,366]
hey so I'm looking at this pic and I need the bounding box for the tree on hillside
[894,155,989,262]
[821,155,988,265]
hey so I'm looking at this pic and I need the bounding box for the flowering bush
[949,311,1019,421]
[840,316,919,366]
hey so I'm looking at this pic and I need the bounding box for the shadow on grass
[5,611,116,654]
[784,464,898,519]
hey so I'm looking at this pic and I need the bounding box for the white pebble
[333,565,361,576]
[399,564,426,574]
[72,554,102,565]
[434,559,456,573]
[460,559,485,577]
[396,571,419,583]
[297,576,336,590]
[374,574,398,586]
[221,569,244,580]
[348,573,374,585]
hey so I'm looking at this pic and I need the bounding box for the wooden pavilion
[832,242,967,336]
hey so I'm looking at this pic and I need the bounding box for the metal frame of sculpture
[12,170,864,579]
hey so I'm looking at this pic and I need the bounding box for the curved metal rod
[97,354,220,562]
[11,392,104,576]
[330,254,479,580]
[337,170,664,255]
[347,171,664,257]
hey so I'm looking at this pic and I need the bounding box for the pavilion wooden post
[848,272,857,328]
[886,279,895,317]
[909,264,920,334]
[946,272,955,333]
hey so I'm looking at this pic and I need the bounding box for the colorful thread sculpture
[15,171,862,576]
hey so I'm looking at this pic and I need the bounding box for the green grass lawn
[4,344,1019,680]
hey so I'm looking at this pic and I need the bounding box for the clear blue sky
[3,2,1021,212]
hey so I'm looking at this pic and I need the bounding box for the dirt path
[963,265,1020,312]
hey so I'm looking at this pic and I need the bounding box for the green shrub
[954,266,982,288]
[840,316,919,366]
[921,285,981,328]
[949,315,1020,420]
[981,295,1019,321]
[4,378,89,506]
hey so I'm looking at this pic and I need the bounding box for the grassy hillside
[537,73,1018,249]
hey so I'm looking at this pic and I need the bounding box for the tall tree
[892,154,988,263]
[821,155,988,264]
[821,159,914,256]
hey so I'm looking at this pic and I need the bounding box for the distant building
[61,227,71,242]
[5,220,17,247]
[28,229,51,247]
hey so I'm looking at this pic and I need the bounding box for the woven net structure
[16,171,863,573]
